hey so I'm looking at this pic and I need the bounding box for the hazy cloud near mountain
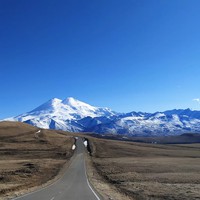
[193,99,200,104]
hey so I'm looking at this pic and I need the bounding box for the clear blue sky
[1,0,200,118]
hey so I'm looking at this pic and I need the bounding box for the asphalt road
[13,137,101,200]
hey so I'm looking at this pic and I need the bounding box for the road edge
[8,137,77,200]
[84,152,103,200]
[84,139,133,200]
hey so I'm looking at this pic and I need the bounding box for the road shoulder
[85,152,132,200]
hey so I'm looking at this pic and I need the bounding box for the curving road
[13,137,101,200]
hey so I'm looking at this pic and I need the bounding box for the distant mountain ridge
[3,97,200,136]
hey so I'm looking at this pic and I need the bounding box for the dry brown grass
[0,121,74,199]
[89,138,200,200]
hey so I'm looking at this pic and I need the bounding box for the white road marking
[84,159,101,200]
[12,139,101,200]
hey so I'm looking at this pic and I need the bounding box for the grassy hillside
[89,138,200,200]
[0,121,74,199]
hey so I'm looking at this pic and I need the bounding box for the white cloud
[193,98,200,104]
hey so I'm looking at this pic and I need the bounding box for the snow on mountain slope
[87,111,200,136]
[5,97,115,131]
[3,98,200,136]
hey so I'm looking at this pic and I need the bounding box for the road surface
[13,137,101,200]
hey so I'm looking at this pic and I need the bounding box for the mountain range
[3,97,200,136]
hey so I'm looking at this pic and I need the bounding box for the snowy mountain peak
[49,98,62,106]
[62,97,77,105]
[62,97,96,111]
[7,97,116,131]
[52,97,62,102]
[31,98,62,112]
[4,98,200,136]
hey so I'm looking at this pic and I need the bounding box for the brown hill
[0,121,74,199]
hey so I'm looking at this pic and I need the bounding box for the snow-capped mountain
[5,97,116,132]
[3,97,200,136]
[86,111,200,136]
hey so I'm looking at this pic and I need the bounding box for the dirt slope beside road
[0,121,74,199]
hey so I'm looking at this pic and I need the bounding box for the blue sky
[1,0,200,118]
